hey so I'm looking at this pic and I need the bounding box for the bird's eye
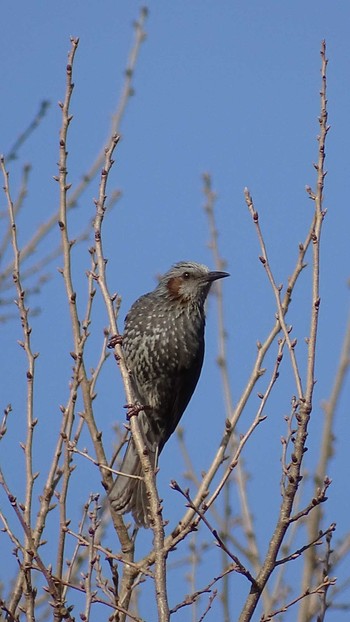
[183,271,191,280]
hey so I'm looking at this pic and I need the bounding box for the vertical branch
[82,495,100,621]
[55,369,80,581]
[221,483,231,622]
[299,40,331,622]
[238,41,329,622]
[55,37,115,609]
[55,37,133,622]
[68,7,148,206]
[202,173,231,413]
[203,173,267,615]
[0,163,31,262]
[55,36,82,593]
[93,134,170,621]
[313,314,350,512]
[90,135,136,618]
[203,172,233,621]
[0,156,37,617]
[305,40,328,408]
[57,37,80,345]
[244,188,304,400]
[319,314,350,474]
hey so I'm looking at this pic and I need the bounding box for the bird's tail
[108,438,156,528]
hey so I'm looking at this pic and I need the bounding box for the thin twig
[275,524,335,566]
[197,590,218,622]
[244,188,304,399]
[1,8,147,285]
[6,100,51,162]
[54,38,85,603]
[0,508,24,552]
[302,314,350,613]
[260,577,336,622]
[93,130,170,619]
[171,482,256,586]
[0,163,31,262]
[170,565,235,616]
[203,172,264,584]
[239,40,329,622]
[298,39,330,622]
[68,443,141,479]
[205,338,285,511]
[66,528,154,578]
[1,155,38,619]
[0,468,74,621]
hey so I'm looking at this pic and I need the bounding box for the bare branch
[93,131,170,619]
[5,100,50,162]
[260,576,336,622]
[1,8,147,286]
[239,40,329,622]
[275,524,336,567]
[1,154,39,618]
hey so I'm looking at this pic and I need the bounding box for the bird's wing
[159,343,204,453]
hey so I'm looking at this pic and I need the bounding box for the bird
[108,261,229,527]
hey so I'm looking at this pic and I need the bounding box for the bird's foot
[124,402,151,419]
[107,334,123,349]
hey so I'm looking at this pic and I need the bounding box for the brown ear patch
[166,276,183,300]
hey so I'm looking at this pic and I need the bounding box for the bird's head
[155,261,229,306]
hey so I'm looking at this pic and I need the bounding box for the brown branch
[89,135,137,619]
[289,477,331,524]
[239,40,329,622]
[297,39,330,622]
[0,163,31,263]
[93,131,170,619]
[260,576,336,622]
[0,507,24,553]
[206,338,285,511]
[6,100,51,162]
[0,155,38,619]
[203,173,261,574]
[54,38,88,606]
[0,468,74,621]
[1,7,147,286]
[171,482,256,586]
[46,37,119,621]
[62,495,95,603]
[66,527,154,579]
[202,172,231,413]
[275,524,336,567]
[37,573,144,622]
[68,443,140,479]
[0,598,21,622]
[82,495,100,621]
[244,188,304,399]
[169,564,235,616]
[301,313,350,612]
[317,527,334,622]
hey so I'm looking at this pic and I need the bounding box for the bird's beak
[206,271,230,282]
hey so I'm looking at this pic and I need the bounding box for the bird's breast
[123,300,205,376]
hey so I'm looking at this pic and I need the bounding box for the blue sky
[1,2,349,620]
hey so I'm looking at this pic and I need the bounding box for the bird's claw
[124,403,150,419]
[108,334,123,349]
